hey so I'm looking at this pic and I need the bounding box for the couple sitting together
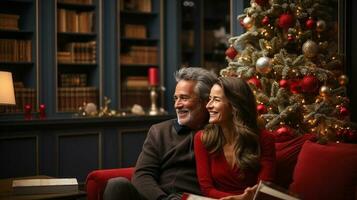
[104,67,275,200]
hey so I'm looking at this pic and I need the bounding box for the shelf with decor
[118,0,163,110]
[0,0,38,114]
[55,0,101,113]
[179,0,230,75]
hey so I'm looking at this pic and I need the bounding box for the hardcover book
[181,193,216,200]
[12,178,78,195]
[253,181,301,200]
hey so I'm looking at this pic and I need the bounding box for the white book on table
[12,178,78,195]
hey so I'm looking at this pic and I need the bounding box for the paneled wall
[0,115,173,184]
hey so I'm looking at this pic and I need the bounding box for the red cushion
[86,167,134,200]
[290,141,357,200]
[274,134,316,188]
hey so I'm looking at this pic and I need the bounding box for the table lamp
[0,71,16,106]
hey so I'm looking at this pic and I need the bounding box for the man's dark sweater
[131,119,201,200]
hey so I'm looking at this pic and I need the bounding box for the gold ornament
[302,40,319,58]
[319,85,332,97]
[316,20,326,32]
[338,75,349,86]
[256,56,272,74]
[242,16,253,29]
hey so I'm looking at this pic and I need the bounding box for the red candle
[39,104,46,119]
[24,104,32,120]
[148,67,159,86]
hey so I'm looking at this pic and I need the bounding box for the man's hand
[219,185,258,200]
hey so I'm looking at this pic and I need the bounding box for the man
[104,67,217,200]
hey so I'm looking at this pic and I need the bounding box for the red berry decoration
[278,13,294,29]
[247,77,262,89]
[257,104,267,114]
[261,16,269,26]
[225,46,238,60]
[306,18,315,29]
[279,79,290,88]
[300,75,319,93]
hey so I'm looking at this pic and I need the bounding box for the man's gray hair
[174,67,217,101]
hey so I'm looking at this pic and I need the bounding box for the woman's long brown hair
[202,77,261,175]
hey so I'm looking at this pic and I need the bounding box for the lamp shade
[0,71,16,105]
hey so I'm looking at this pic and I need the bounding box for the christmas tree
[221,0,357,143]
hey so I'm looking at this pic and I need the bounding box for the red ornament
[276,126,291,135]
[247,77,262,89]
[287,34,295,41]
[278,13,294,29]
[336,129,344,139]
[290,80,301,94]
[306,18,315,29]
[300,75,319,93]
[257,104,267,114]
[274,125,295,142]
[261,16,269,26]
[255,0,269,6]
[225,46,238,60]
[337,129,357,142]
[347,130,357,142]
[148,67,159,86]
[339,106,349,117]
[279,79,290,88]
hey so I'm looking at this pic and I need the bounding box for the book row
[124,24,147,39]
[120,0,151,12]
[57,9,94,33]
[58,87,98,112]
[0,13,20,31]
[0,39,32,62]
[60,73,87,87]
[58,41,96,63]
[58,0,93,5]
[120,46,158,65]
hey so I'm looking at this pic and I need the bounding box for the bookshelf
[55,0,101,113]
[118,0,163,109]
[180,0,230,75]
[0,0,38,113]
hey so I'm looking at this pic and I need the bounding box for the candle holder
[148,86,159,116]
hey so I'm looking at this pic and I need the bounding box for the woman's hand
[219,185,257,200]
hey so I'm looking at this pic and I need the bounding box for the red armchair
[86,167,134,200]
[85,134,316,200]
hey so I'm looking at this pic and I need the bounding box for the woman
[194,77,275,200]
